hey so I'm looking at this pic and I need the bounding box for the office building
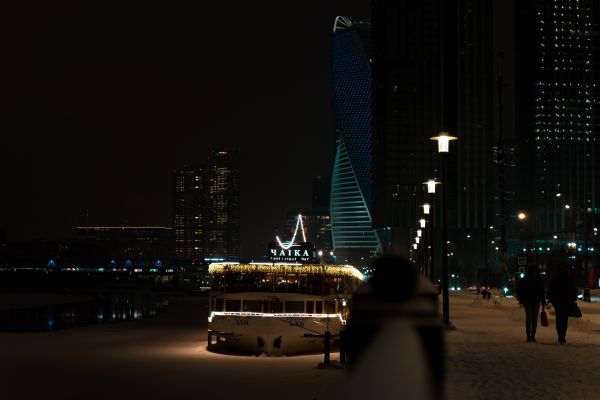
[207,149,240,261]
[513,0,600,265]
[172,165,206,266]
[330,17,381,267]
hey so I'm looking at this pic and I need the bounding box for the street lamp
[517,211,537,263]
[431,132,457,327]
[484,226,494,288]
[422,203,431,215]
[422,181,440,283]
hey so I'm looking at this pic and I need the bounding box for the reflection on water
[0,292,169,332]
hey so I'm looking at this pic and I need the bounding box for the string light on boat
[276,214,308,250]
[208,263,364,281]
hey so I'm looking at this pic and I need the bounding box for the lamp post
[431,132,457,327]
[422,181,439,283]
[484,226,493,288]
[517,211,537,264]
[419,217,427,277]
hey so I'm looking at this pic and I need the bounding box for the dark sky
[0,1,370,258]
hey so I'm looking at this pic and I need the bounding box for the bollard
[324,331,331,365]
[339,330,346,363]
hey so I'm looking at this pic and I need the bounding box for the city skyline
[0,1,370,259]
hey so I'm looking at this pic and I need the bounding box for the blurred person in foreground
[341,255,442,400]
[515,264,546,342]
[546,264,578,344]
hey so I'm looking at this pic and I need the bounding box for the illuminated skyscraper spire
[330,17,380,261]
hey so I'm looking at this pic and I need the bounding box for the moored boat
[207,261,363,355]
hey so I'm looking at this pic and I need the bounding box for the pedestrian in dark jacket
[546,264,578,344]
[516,265,546,342]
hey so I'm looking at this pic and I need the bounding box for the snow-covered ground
[1,292,599,399]
[446,290,600,400]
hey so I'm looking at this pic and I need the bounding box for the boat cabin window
[325,301,336,314]
[315,301,323,314]
[225,299,241,312]
[285,301,304,313]
[265,299,283,313]
[215,298,224,311]
[243,300,263,312]
[306,301,314,314]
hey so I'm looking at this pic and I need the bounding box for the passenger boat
[207,262,363,355]
[207,214,364,355]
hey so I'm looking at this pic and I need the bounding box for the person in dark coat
[546,265,578,344]
[515,265,546,342]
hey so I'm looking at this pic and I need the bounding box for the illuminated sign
[268,242,314,263]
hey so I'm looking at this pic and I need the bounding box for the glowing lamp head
[417,229,422,237]
[430,132,457,153]
[424,179,439,194]
[517,212,527,220]
[415,237,420,244]
[412,243,418,250]
[423,203,430,214]
[419,218,426,228]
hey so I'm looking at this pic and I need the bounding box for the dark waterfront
[0,291,170,332]
[0,270,178,332]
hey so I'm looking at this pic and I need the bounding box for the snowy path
[1,294,599,399]
[446,292,600,400]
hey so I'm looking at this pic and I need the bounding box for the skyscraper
[372,1,495,280]
[207,149,240,261]
[330,17,380,266]
[172,165,206,266]
[514,0,600,259]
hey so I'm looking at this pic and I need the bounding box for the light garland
[208,263,364,281]
[208,311,345,324]
[275,214,308,249]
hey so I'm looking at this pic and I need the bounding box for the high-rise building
[207,149,240,261]
[371,1,495,280]
[330,17,381,266]
[513,1,600,261]
[172,165,205,266]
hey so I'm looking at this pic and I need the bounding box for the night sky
[0,1,370,258]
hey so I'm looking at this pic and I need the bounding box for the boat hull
[209,313,344,355]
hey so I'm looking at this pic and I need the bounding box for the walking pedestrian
[515,265,546,342]
[546,265,578,344]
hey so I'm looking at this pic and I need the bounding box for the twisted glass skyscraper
[330,17,380,264]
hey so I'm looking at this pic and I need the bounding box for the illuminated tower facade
[514,0,600,257]
[207,149,240,261]
[330,17,380,266]
[172,165,205,266]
